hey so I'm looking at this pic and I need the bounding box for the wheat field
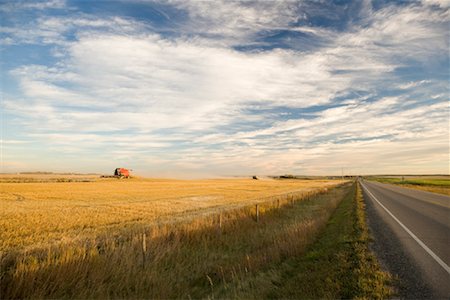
[1,174,349,298]
[0,175,342,254]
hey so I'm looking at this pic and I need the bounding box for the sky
[0,0,449,178]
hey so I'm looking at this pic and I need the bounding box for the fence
[137,183,347,267]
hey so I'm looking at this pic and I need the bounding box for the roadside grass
[215,181,393,299]
[1,183,350,299]
[368,177,450,196]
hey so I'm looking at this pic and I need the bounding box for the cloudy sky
[1,0,448,177]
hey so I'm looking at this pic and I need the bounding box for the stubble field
[1,175,341,254]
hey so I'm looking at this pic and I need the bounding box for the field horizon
[2,171,449,179]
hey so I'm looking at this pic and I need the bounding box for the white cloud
[0,0,66,12]
[0,15,146,46]
[398,80,431,90]
[7,32,362,133]
[422,0,450,8]
[2,1,449,176]
[167,0,304,42]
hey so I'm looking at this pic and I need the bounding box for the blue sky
[0,0,448,177]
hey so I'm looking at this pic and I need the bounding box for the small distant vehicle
[114,168,130,178]
[101,168,131,179]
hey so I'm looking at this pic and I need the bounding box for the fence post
[142,233,147,269]
[218,212,222,231]
[277,199,280,209]
[256,204,259,222]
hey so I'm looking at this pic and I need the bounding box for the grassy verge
[216,181,392,299]
[2,184,348,299]
[368,177,450,196]
[277,181,393,298]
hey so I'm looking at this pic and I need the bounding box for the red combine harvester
[100,168,132,178]
[114,168,130,178]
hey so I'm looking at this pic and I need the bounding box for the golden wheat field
[1,175,352,299]
[0,175,343,254]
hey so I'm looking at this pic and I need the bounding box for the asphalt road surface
[360,180,450,299]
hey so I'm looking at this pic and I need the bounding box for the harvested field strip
[368,177,450,196]
[1,183,350,299]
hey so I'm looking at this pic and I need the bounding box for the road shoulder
[362,182,436,299]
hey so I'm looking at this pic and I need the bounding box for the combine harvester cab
[114,168,130,178]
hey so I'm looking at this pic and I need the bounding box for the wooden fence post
[255,204,259,222]
[142,233,147,269]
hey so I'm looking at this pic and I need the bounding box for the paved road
[360,180,450,299]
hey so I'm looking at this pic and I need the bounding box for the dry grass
[395,184,450,196]
[1,177,349,299]
[236,181,393,299]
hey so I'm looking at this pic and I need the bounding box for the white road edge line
[360,181,450,275]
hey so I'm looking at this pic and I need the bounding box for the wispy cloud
[0,0,66,12]
[1,0,448,176]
